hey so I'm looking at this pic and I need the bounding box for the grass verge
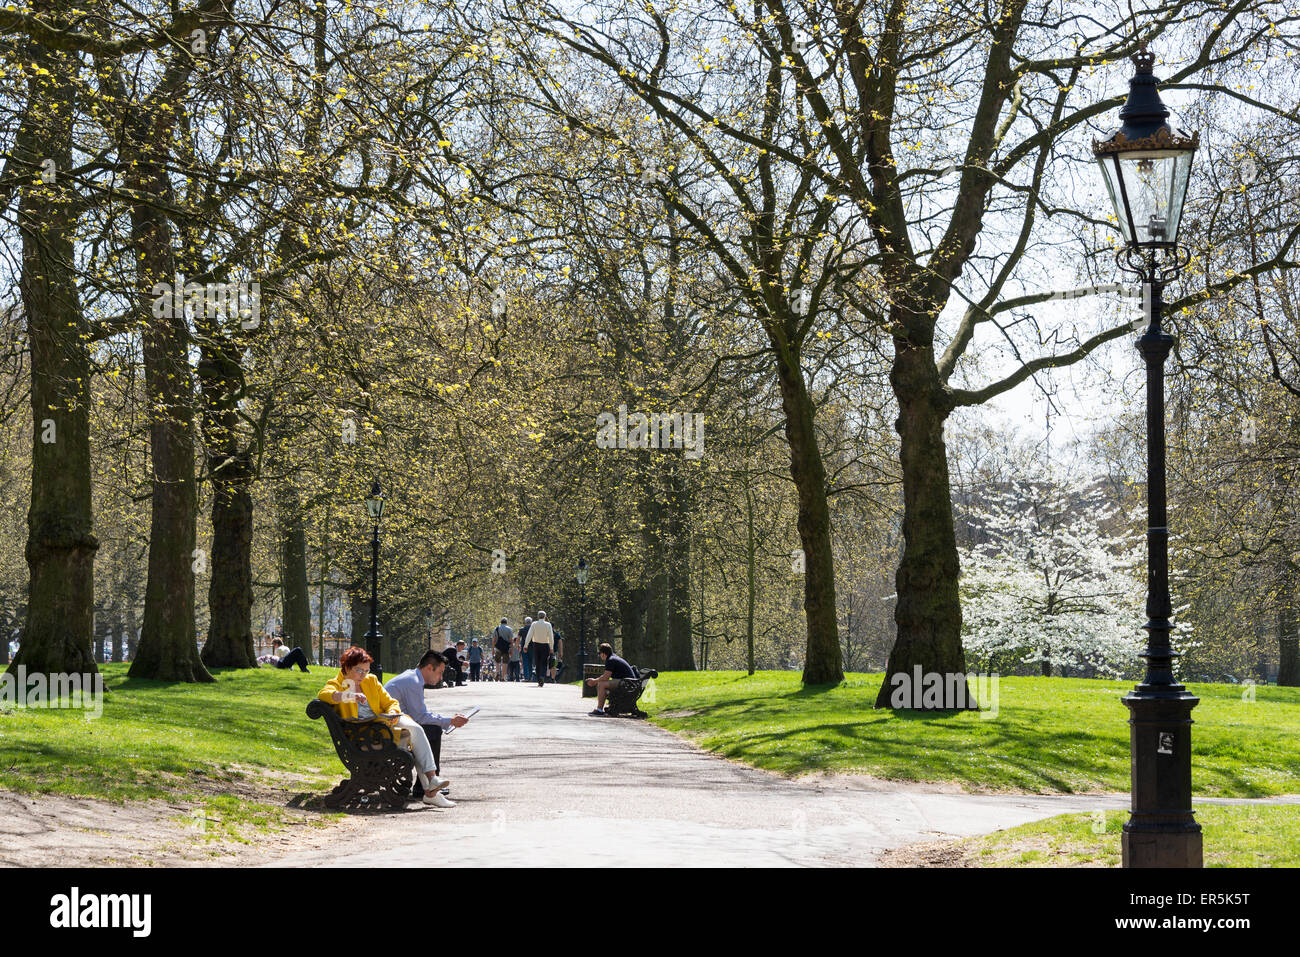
[1,663,343,804]
[644,671,1300,796]
[953,804,1300,867]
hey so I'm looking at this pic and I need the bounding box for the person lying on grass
[318,645,451,807]
[258,641,310,672]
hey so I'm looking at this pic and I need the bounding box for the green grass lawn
[957,805,1300,867]
[7,665,1298,807]
[0,664,343,802]
[644,671,1300,796]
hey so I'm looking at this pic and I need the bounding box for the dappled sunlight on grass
[5,665,1296,803]
[0,664,339,801]
[646,671,1300,796]
[962,805,1300,867]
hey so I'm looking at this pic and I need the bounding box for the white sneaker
[424,790,456,808]
[420,772,451,792]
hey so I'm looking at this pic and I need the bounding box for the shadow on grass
[705,717,1098,791]
[886,708,981,721]
[785,681,843,697]
[107,676,208,692]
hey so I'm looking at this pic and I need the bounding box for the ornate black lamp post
[576,558,589,690]
[1093,45,1201,868]
[364,480,385,679]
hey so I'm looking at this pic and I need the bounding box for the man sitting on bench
[384,650,469,807]
[585,643,637,716]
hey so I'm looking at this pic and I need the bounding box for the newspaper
[443,706,480,734]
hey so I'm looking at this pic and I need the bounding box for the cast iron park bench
[604,666,659,719]
[306,699,413,809]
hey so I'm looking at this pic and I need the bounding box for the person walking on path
[550,630,564,682]
[508,635,522,682]
[524,611,554,687]
[491,618,513,682]
[519,617,533,682]
[468,638,483,681]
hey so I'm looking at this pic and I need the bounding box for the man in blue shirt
[384,650,469,807]
[585,642,638,716]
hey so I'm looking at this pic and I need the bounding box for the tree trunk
[772,347,843,684]
[198,320,258,668]
[665,465,695,671]
[1279,565,1299,687]
[643,569,668,670]
[875,335,968,708]
[617,581,646,665]
[696,559,706,670]
[125,595,138,661]
[318,503,331,665]
[637,492,669,669]
[278,486,314,659]
[201,448,256,668]
[349,579,369,657]
[745,481,757,676]
[125,109,210,683]
[842,597,856,673]
[111,614,124,664]
[10,13,99,678]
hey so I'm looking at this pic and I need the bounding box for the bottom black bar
[1,865,1279,944]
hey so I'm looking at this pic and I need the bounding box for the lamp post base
[1121,690,1202,868]
[1122,824,1203,868]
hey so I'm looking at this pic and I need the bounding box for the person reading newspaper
[384,650,472,807]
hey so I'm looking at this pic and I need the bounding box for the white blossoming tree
[958,477,1193,679]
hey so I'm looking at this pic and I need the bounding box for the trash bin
[583,663,604,698]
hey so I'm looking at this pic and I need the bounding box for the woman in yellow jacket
[318,646,448,804]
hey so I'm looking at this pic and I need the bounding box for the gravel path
[9,680,1289,868]
[262,679,1208,868]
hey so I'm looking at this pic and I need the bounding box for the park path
[264,680,1295,868]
